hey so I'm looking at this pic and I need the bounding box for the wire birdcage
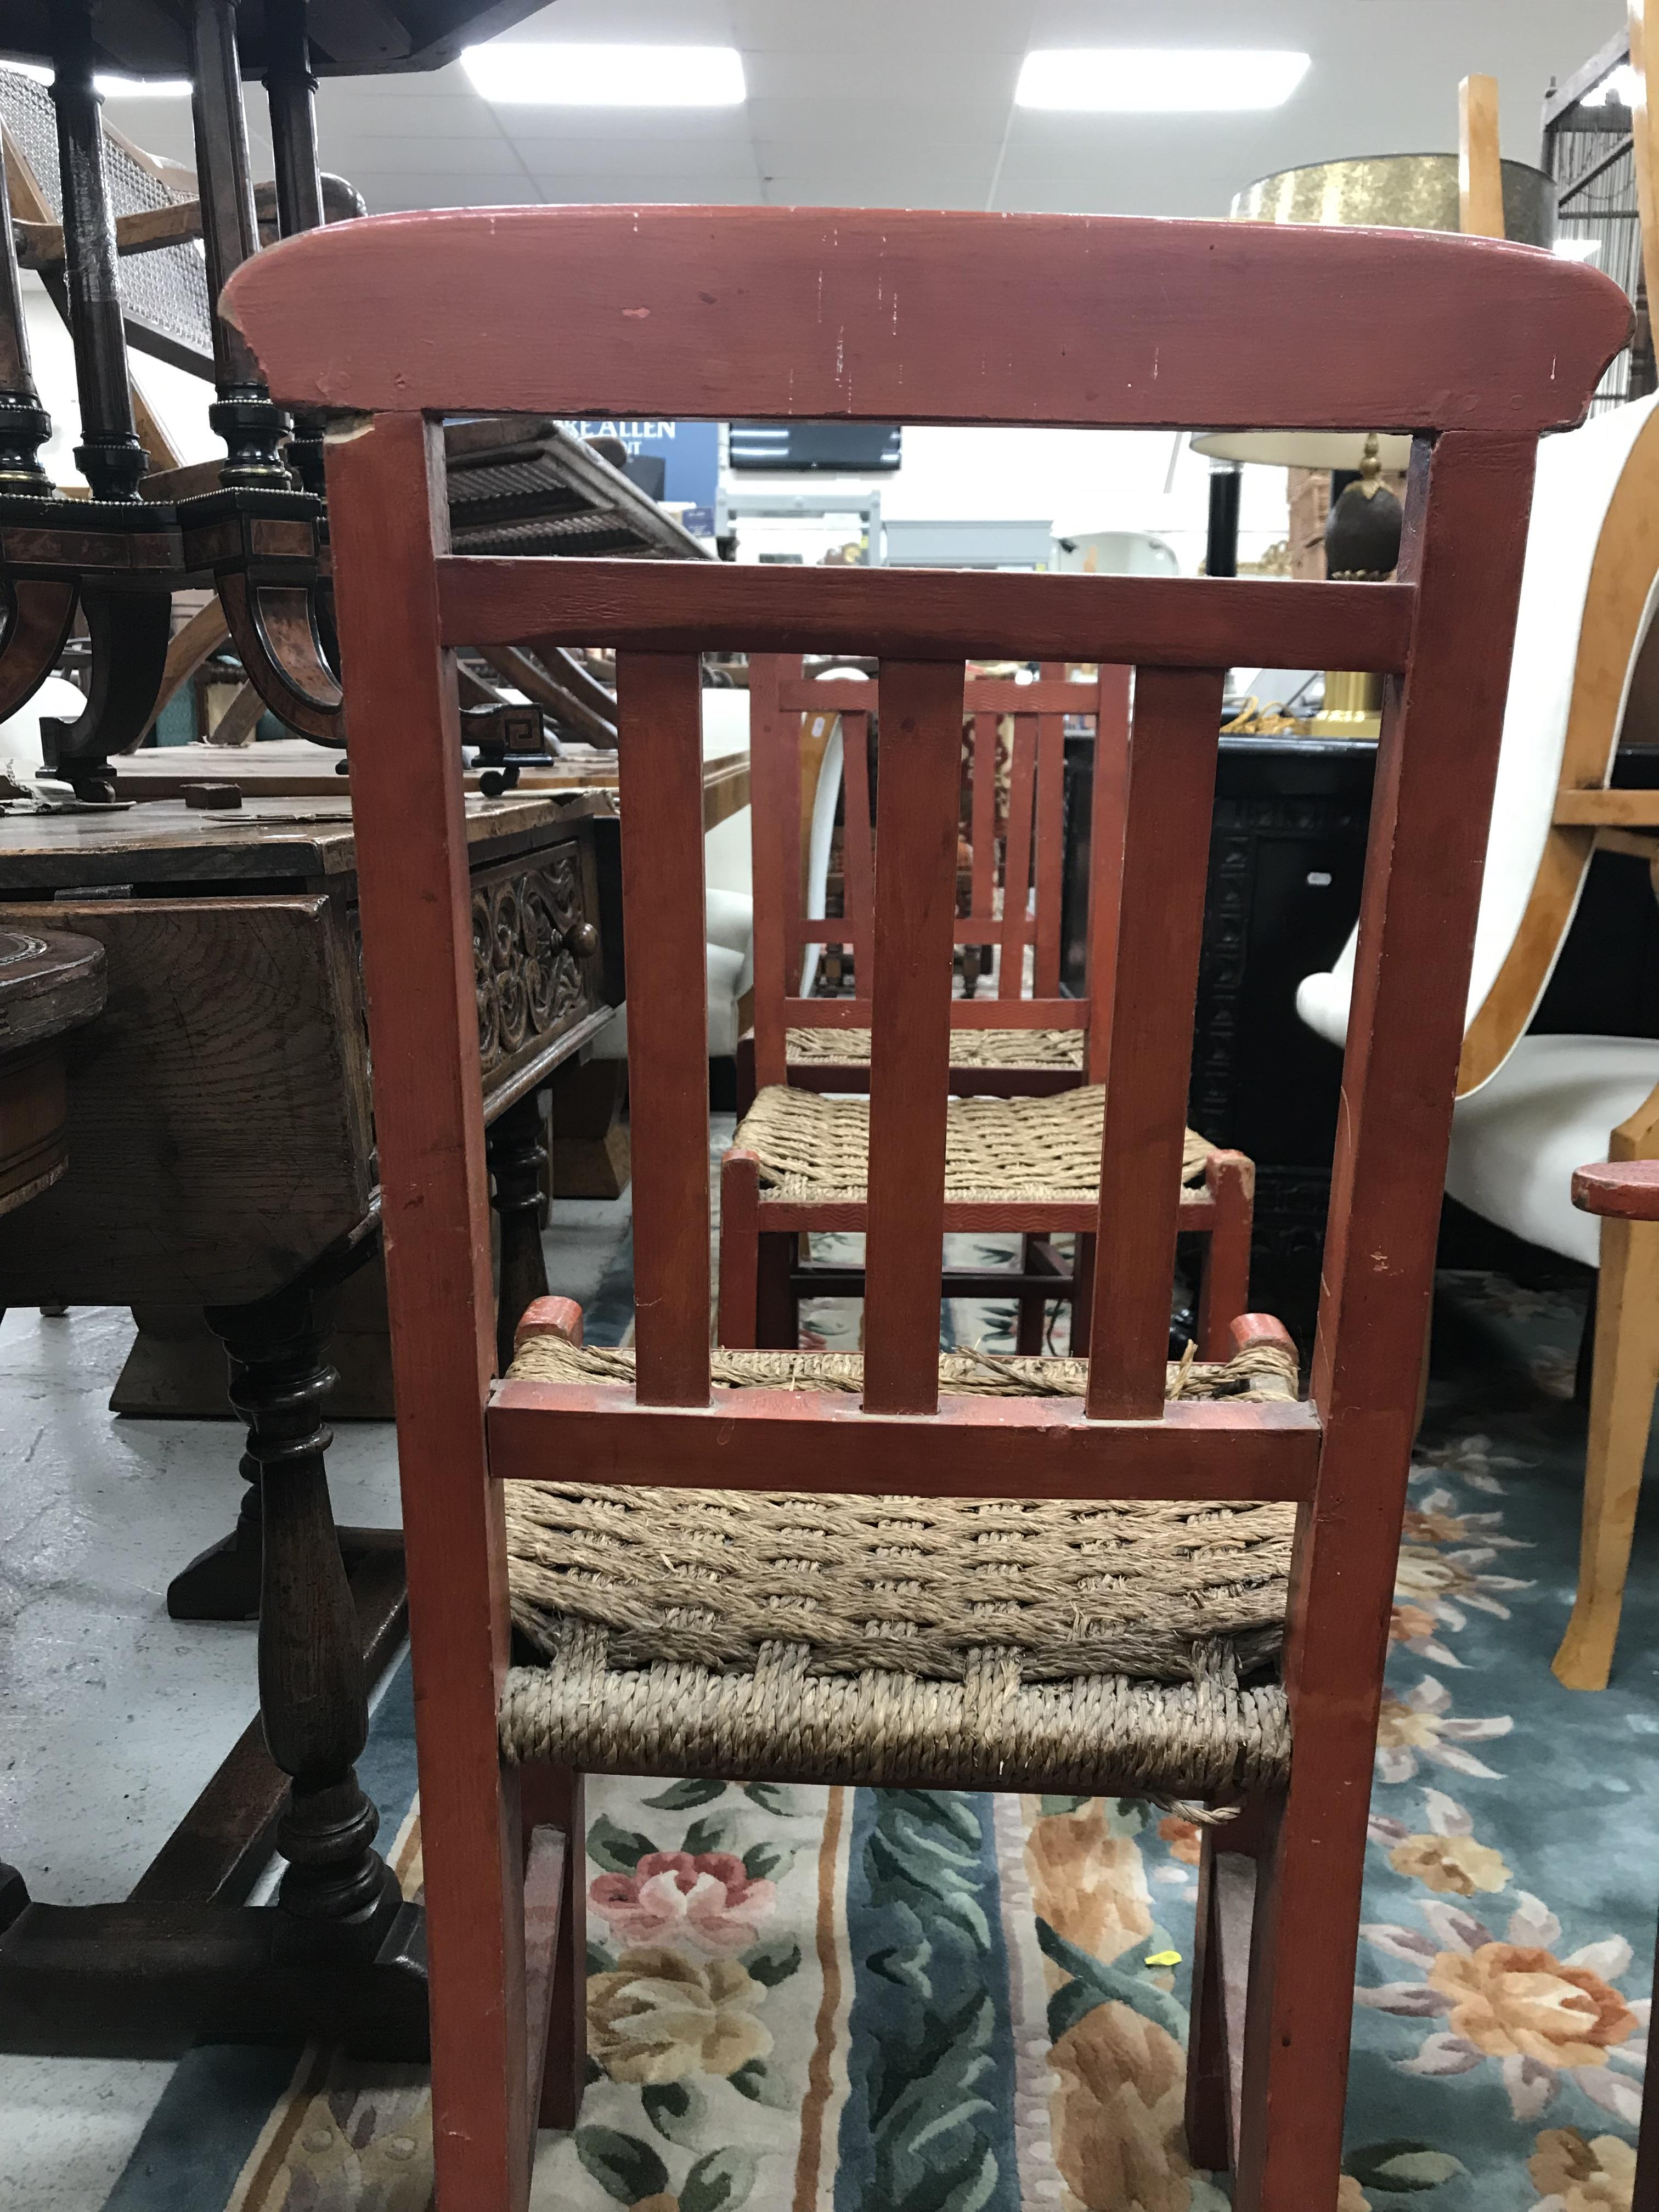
[1543,33,1656,411]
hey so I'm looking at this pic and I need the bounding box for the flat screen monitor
[729,422,902,472]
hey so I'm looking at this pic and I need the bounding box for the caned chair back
[747,653,1127,1088]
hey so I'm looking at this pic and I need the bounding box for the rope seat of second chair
[499,1335,1296,1802]
[787,1025,1086,1071]
[732,1081,1214,1205]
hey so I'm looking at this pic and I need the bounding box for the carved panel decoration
[472,847,600,1081]
[348,833,608,1122]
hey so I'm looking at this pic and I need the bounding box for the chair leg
[1185,1826,1233,2175]
[1069,1231,1096,1352]
[521,1763,588,2134]
[1197,1152,1253,1361]
[735,1031,757,1117]
[1232,1745,1362,2210]
[1553,1217,1659,1691]
[489,1086,552,1376]
[757,1231,799,1350]
[1186,1797,1276,2180]
[718,1149,760,1348]
[1015,1231,1047,1353]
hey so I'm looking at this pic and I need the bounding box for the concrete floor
[0,1190,631,2212]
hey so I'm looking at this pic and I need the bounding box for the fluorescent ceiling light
[1,59,189,95]
[1016,48,1310,113]
[97,76,192,97]
[462,42,745,107]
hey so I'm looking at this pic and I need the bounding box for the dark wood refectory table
[0,786,621,2057]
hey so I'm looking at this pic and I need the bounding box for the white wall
[21,274,219,484]
[726,425,1289,574]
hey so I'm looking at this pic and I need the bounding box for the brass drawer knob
[564,920,599,959]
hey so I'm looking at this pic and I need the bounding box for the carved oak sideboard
[0,788,619,2059]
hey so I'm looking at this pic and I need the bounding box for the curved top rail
[224,205,1630,438]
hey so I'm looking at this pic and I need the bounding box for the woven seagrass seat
[733,1079,1214,1205]
[498,1333,1296,1798]
[787,1024,1086,1071]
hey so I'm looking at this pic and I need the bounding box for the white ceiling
[101,0,1624,223]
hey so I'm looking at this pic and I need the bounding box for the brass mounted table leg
[34,2,174,800]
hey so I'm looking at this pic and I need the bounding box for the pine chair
[1298,392,1659,1688]
[226,201,1626,2212]
[728,652,1255,1356]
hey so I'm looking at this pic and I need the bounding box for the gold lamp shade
[1194,153,1559,475]
[1231,151,1556,241]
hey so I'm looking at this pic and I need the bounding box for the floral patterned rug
[99,1261,1659,2212]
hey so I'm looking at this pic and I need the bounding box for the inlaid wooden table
[0,788,620,2057]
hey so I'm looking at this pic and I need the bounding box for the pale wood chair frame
[730,651,1254,1355]
[1452,400,1659,1690]
[228,203,1626,2212]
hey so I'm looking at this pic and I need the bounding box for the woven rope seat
[499,1335,1297,1799]
[733,1081,1214,1206]
[787,1025,1086,1071]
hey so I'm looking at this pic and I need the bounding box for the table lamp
[1195,114,1556,735]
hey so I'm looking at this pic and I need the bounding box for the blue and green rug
[99,1265,1659,2210]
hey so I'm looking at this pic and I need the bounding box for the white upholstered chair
[591,686,755,1065]
[1299,391,1659,1690]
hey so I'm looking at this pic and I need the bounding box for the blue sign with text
[578,419,719,511]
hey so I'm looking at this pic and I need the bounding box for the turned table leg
[488,1084,552,1374]
[207,1284,402,1945]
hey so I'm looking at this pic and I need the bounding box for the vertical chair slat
[747,654,794,1090]
[840,708,876,1002]
[1085,665,1133,1086]
[998,715,1037,998]
[616,651,712,1407]
[969,711,996,932]
[785,700,809,1001]
[862,658,967,1415]
[1085,665,1226,1418]
[1032,661,1068,997]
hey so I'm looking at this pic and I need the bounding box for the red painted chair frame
[730,651,1254,1355]
[227,204,1627,2212]
[745,654,1097,1098]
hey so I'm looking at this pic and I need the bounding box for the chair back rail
[437,557,1417,669]
[225,203,1623,435]
[228,206,1628,2208]
[484,1380,1322,1498]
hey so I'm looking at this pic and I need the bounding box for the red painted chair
[227,202,1626,2211]
[726,652,1255,1355]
